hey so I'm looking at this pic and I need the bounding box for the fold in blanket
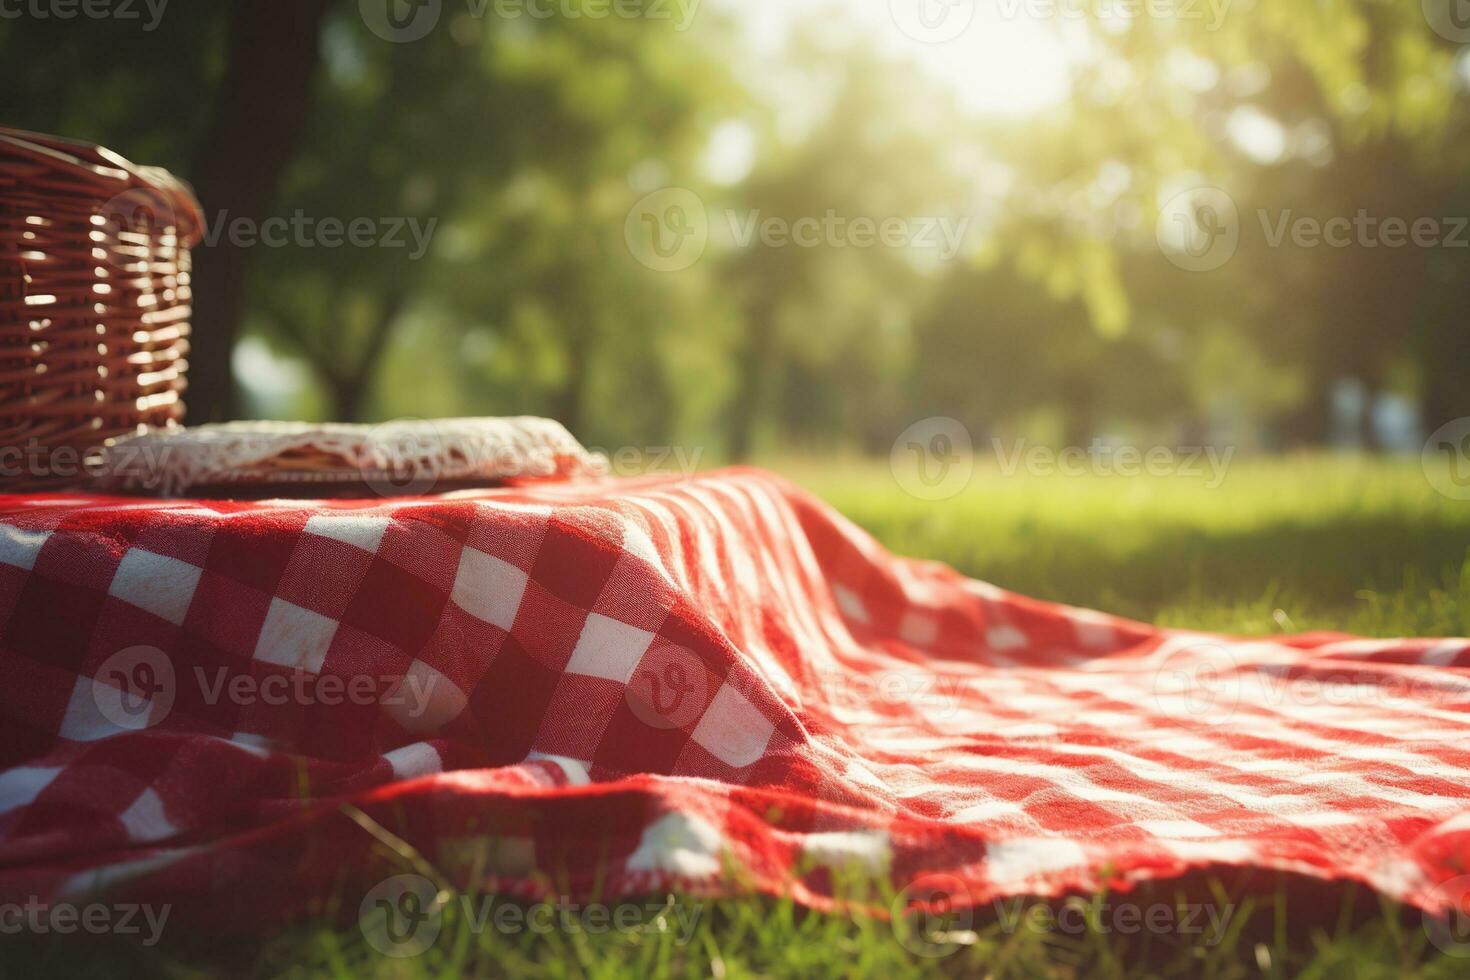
[1,469,1468,929]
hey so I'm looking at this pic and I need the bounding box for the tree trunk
[186,0,333,424]
[1059,376,1099,450]
[554,339,589,436]
[1419,276,1470,432]
[1277,380,1332,448]
[273,287,409,423]
[727,299,777,462]
[328,377,368,424]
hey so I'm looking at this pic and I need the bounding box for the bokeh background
[3,0,1469,461]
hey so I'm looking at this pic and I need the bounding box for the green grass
[8,455,1470,978]
[783,452,1470,638]
[25,876,1469,979]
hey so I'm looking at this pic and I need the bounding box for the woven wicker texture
[0,127,204,489]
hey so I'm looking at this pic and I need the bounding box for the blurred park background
[3,0,1470,461]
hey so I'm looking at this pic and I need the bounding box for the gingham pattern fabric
[1,469,1469,928]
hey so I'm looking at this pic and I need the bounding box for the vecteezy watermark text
[0,438,180,483]
[359,0,700,43]
[889,0,1229,44]
[0,0,168,29]
[0,898,171,947]
[99,191,439,263]
[722,210,971,259]
[1158,187,1470,272]
[358,874,704,958]
[90,645,444,733]
[191,668,438,715]
[889,418,1236,501]
[996,0,1231,31]
[1151,640,1470,727]
[892,873,1236,958]
[1256,210,1470,250]
[992,438,1235,487]
[198,210,438,261]
[584,444,704,477]
[625,188,972,272]
[993,896,1235,944]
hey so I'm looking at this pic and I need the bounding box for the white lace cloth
[91,418,608,496]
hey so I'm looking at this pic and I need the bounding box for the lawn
[786,452,1470,640]
[8,454,1470,978]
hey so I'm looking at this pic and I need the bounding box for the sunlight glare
[720,0,1083,118]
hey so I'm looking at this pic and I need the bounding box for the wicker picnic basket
[0,126,204,490]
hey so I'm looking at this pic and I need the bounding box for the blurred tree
[249,2,737,430]
[0,0,735,441]
[188,0,334,422]
[721,35,971,458]
[3,0,1468,454]
[0,5,226,164]
[1000,0,1470,443]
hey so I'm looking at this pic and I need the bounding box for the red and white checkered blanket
[2,468,1469,928]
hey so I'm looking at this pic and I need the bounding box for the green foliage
[3,0,1469,449]
[5,0,1464,449]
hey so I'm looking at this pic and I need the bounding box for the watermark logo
[359,417,450,497]
[360,874,444,957]
[625,188,709,272]
[891,873,975,958]
[92,645,176,731]
[1152,642,1241,725]
[889,0,975,44]
[361,0,442,42]
[1422,418,1470,500]
[98,188,180,274]
[625,641,709,730]
[100,187,174,234]
[1157,186,1239,272]
[890,417,974,501]
[1424,0,1470,43]
[1425,877,1470,957]
[353,417,608,497]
